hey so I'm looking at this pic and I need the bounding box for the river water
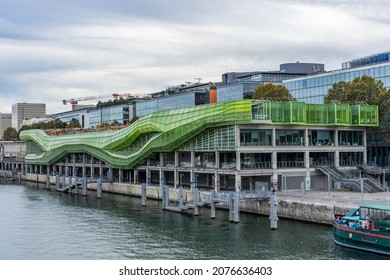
[0,181,388,260]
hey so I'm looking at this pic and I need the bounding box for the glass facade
[89,105,130,128]
[251,100,378,126]
[338,130,363,146]
[308,130,335,146]
[275,129,304,146]
[136,91,208,117]
[240,129,272,146]
[283,62,390,104]
[217,82,261,103]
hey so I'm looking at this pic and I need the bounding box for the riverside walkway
[278,189,390,208]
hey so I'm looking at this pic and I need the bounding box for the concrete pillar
[214,170,219,192]
[174,168,178,188]
[304,128,309,147]
[235,171,241,192]
[272,128,276,147]
[174,152,179,167]
[159,168,163,187]
[272,151,277,170]
[305,151,310,168]
[134,169,139,184]
[335,151,340,167]
[118,169,123,183]
[236,150,241,171]
[91,165,94,180]
[191,151,195,168]
[215,151,219,169]
[334,129,339,146]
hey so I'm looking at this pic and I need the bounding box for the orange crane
[62,93,136,110]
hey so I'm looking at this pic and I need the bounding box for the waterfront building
[51,108,91,128]
[283,51,390,104]
[11,102,46,130]
[17,100,379,192]
[0,113,12,139]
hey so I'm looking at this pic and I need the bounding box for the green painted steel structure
[20,100,378,169]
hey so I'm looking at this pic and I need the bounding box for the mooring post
[55,175,60,191]
[162,185,169,210]
[229,192,234,222]
[82,177,87,196]
[68,176,72,194]
[74,177,78,194]
[210,189,216,219]
[96,178,102,198]
[233,191,240,223]
[178,187,184,210]
[193,188,199,216]
[46,173,50,189]
[269,194,279,230]
[141,183,147,206]
[62,175,66,190]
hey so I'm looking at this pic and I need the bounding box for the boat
[333,203,390,256]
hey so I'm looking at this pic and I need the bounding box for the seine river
[0,181,389,260]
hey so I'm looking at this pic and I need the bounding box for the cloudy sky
[1,0,390,114]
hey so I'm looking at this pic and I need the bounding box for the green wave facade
[20,100,252,168]
[20,100,378,169]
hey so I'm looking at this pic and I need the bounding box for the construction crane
[62,93,137,110]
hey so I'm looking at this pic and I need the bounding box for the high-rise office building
[12,103,46,130]
[0,113,12,139]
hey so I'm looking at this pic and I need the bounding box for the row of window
[240,129,363,146]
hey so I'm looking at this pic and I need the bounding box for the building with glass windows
[218,63,324,103]
[283,51,390,104]
[12,103,46,130]
[18,99,382,193]
[89,104,133,128]
[135,90,209,117]
[51,108,90,128]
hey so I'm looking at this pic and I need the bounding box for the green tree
[3,127,18,141]
[252,83,296,101]
[324,75,390,142]
[66,119,81,129]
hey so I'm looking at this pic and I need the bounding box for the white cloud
[1,0,390,114]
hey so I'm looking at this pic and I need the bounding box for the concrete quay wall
[12,173,346,225]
